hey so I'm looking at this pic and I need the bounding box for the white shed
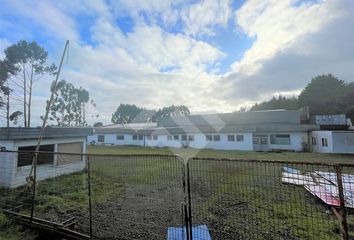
[0,127,92,188]
[311,131,354,154]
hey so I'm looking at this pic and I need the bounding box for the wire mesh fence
[88,154,186,239]
[0,151,91,238]
[0,150,353,240]
[187,158,354,240]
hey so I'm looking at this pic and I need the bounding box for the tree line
[249,74,354,120]
[0,40,93,127]
[108,104,190,125]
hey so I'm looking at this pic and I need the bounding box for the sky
[0,0,353,126]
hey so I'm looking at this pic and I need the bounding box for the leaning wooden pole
[29,40,69,222]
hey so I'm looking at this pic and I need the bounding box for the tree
[46,80,91,127]
[151,105,190,122]
[235,107,247,112]
[0,60,9,108]
[111,104,144,124]
[4,40,56,127]
[93,122,103,127]
[250,96,299,111]
[0,59,22,127]
[298,74,346,115]
[341,82,354,121]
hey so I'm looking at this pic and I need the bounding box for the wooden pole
[29,40,69,222]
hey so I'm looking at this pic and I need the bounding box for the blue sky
[0,0,353,126]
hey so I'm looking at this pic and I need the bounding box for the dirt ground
[74,184,184,240]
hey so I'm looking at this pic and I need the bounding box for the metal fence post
[87,155,93,239]
[336,165,349,240]
[180,157,190,240]
[186,159,193,240]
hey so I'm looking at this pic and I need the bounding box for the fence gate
[89,154,187,239]
[186,158,353,240]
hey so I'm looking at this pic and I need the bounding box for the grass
[1,145,353,239]
[188,160,343,239]
[0,212,37,240]
[88,145,354,164]
[87,146,353,239]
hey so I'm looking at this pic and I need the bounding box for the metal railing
[0,150,353,239]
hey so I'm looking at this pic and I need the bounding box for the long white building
[88,110,321,152]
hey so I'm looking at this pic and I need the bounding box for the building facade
[311,131,354,154]
[88,110,320,152]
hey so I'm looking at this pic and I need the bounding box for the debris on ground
[282,167,354,208]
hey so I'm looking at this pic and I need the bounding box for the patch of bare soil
[75,184,184,239]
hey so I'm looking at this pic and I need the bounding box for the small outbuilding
[311,130,354,154]
[0,127,92,188]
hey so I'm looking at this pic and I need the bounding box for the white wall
[311,131,333,153]
[331,132,354,153]
[188,133,253,150]
[88,133,254,151]
[0,137,87,188]
[88,134,145,146]
[87,132,310,152]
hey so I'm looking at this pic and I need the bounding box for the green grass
[188,160,343,239]
[1,145,353,239]
[88,145,354,164]
[0,212,37,240]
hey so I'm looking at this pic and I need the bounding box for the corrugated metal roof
[0,127,93,140]
[93,124,319,135]
[158,110,301,127]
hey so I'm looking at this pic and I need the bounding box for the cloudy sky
[0,0,353,126]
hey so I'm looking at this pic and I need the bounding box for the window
[173,135,179,140]
[138,135,144,140]
[167,135,173,141]
[116,135,124,140]
[227,135,235,142]
[181,135,187,141]
[322,138,328,147]
[260,137,268,145]
[270,134,290,145]
[213,135,220,141]
[57,142,83,165]
[132,135,138,140]
[253,137,260,144]
[18,145,54,167]
[236,135,244,142]
[312,137,317,145]
[206,135,212,141]
[98,135,105,143]
[188,135,194,141]
[153,135,158,140]
[147,135,152,140]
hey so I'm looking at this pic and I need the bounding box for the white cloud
[1,0,353,126]
[181,0,232,36]
[219,0,353,106]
